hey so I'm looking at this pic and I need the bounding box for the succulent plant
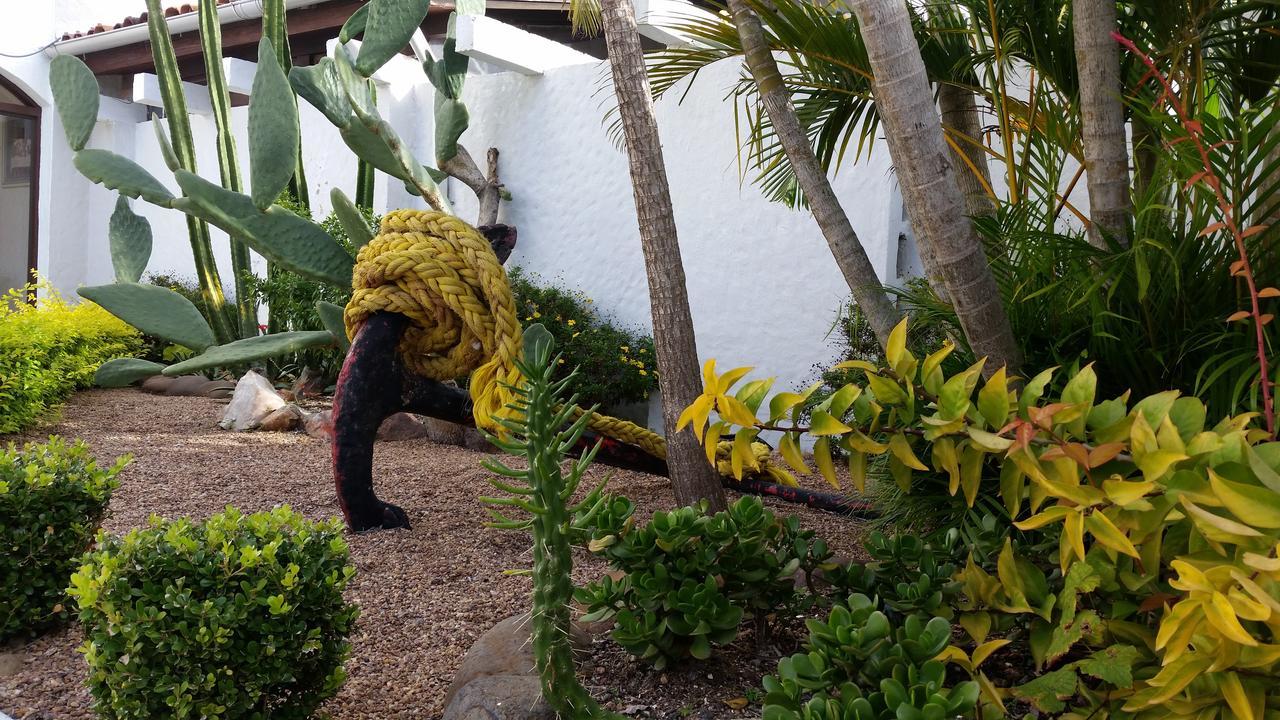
[478,324,612,717]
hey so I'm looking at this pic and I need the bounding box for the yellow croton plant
[678,320,1280,719]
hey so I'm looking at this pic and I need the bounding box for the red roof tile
[60,0,235,42]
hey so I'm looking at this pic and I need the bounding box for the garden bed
[0,389,868,719]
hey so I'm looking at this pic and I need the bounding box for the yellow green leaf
[827,383,862,418]
[1102,477,1156,506]
[967,426,1014,452]
[846,430,888,454]
[886,318,908,371]
[1085,510,1140,558]
[866,372,907,405]
[716,395,759,427]
[810,409,853,436]
[972,639,1012,668]
[833,359,878,374]
[848,450,868,493]
[701,358,717,390]
[959,612,992,644]
[778,432,809,475]
[921,341,955,396]
[715,365,754,395]
[1014,505,1073,530]
[703,421,726,466]
[977,367,1011,428]
[888,433,929,471]
[1180,496,1265,540]
[768,391,808,423]
[960,444,984,508]
[1208,469,1280,529]
[1206,591,1259,646]
[677,395,714,440]
[814,437,839,489]
[1065,510,1086,566]
[932,437,961,496]
[1219,671,1254,720]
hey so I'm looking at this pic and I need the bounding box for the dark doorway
[0,74,39,295]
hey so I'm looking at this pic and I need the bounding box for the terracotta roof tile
[60,0,234,42]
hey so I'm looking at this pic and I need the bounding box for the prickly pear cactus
[480,324,617,718]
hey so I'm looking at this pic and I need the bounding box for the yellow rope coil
[345,210,795,487]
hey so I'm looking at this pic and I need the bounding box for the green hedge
[70,506,359,720]
[0,437,124,641]
[0,280,142,434]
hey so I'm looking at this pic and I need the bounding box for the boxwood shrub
[0,437,124,641]
[70,506,359,720]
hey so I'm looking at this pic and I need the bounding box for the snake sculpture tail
[332,211,869,531]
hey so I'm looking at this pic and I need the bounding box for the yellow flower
[567,319,576,327]
[639,370,647,376]
[525,316,533,321]
[533,312,541,319]
[572,332,580,338]
[558,358,565,364]
[620,346,630,352]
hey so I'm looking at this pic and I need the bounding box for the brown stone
[377,413,430,442]
[424,417,468,446]
[303,409,334,441]
[257,405,303,432]
[463,427,497,453]
[140,375,175,394]
[200,380,236,399]
[163,375,214,397]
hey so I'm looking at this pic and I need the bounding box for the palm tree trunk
[727,0,901,349]
[600,0,726,511]
[938,83,996,219]
[848,0,1021,377]
[1072,0,1130,249]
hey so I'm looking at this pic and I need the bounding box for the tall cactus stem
[481,326,617,719]
[199,0,257,338]
[144,0,236,344]
[355,80,378,209]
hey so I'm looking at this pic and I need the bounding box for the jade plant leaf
[108,196,153,284]
[163,331,335,375]
[356,0,431,77]
[49,55,100,152]
[94,357,166,388]
[249,37,301,210]
[78,283,215,352]
[74,149,175,206]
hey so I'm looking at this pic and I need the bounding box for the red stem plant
[1114,31,1276,437]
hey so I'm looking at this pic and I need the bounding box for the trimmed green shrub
[0,280,143,433]
[508,267,657,410]
[70,506,359,720]
[0,437,124,641]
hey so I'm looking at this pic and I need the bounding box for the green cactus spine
[144,0,236,344]
[198,0,257,338]
[481,325,617,719]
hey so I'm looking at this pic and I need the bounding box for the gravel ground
[0,389,869,719]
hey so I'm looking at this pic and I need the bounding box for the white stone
[219,370,285,432]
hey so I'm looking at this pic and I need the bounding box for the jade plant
[761,594,979,720]
[46,0,507,385]
[478,323,612,718]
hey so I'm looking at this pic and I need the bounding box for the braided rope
[345,210,795,486]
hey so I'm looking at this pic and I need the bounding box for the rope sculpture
[333,210,864,531]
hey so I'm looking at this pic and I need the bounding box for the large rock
[424,417,468,446]
[443,675,554,720]
[443,615,593,716]
[140,375,175,394]
[377,413,430,441]
[219,371,285,431]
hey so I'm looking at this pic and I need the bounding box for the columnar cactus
[480,324,615,718]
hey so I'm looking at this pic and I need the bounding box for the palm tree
[846,0,1021,376]
[1072,0,1131,248]
[726,0,902,348]
[579,0,727,510]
